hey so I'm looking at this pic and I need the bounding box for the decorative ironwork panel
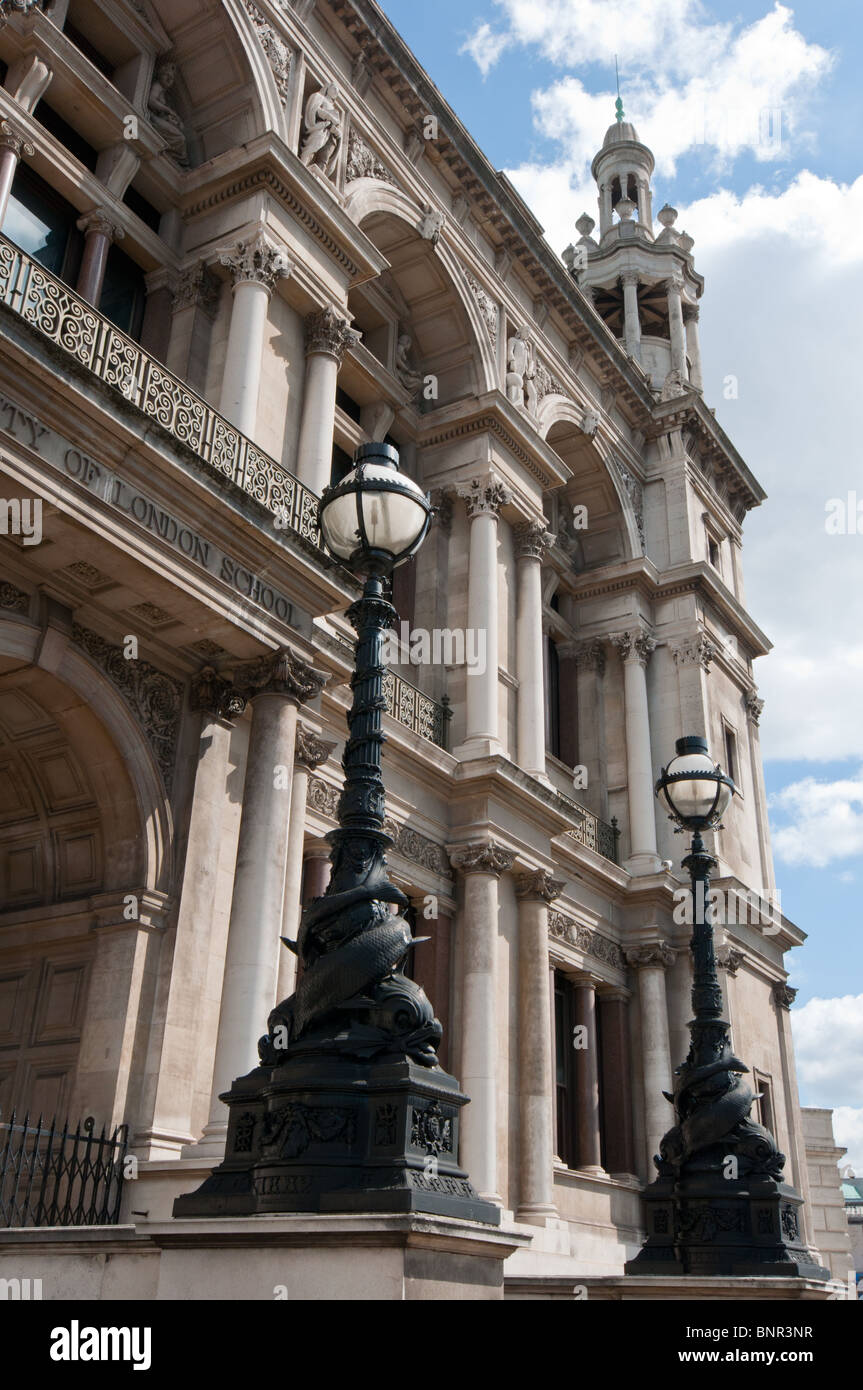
[382,669,447,749]
[0,234,323,552]
[1,1111,128,1229]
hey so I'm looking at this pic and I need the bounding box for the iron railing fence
[0,1111,128,1229]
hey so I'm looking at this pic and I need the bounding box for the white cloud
[791,995,863,1109]
[459,21,510,78]
[465,3,831,173]
[770,771,863,867]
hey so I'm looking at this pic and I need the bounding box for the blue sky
[380,0,863,1165]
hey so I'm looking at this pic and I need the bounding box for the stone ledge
[505,1275,846,1301]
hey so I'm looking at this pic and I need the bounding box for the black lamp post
[176,443,498,1224]
[625,735,829,1278]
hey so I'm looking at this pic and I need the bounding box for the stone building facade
[0,0,825,1286]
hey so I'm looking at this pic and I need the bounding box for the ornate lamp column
[177,444,499,1225]
[612,629,661,874]
[683,302,703,391]
[75,208,124,306]
[219,232,291,437]
[626,736,829,1278]
[197,648,326,1156]
[296,305,360,494]
[450,840,515,1204]
[621,271,642,361]
[0,119,34,227]
[514,517,555,780]
[454,473,512,758]
[515,869,564,1222]
[665,275,689,380]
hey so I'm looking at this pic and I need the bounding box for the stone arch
[223,0,291,145]
[538,396,643,564]
[343,182,498,398]
[0,618,172,896]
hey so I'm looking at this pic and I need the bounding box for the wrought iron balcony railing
[0,234,322,549]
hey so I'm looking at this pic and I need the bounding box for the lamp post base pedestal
[625,1170,830,1280]
[174,1054,500,1226]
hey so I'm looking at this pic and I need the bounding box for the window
[723,723,738,789]
[64,21,114,78]
[99,243,146,339]
[329,444,353,489]
[554,973,577,1166]
[36,103,99,172]
[708,534,720,570]
[335,386,362,423]
[5,164,83,282]
[123,185,162,234]
[753,1071,774,1133]
[544,635,561,760]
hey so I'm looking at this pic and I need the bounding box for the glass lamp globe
[655,735,736,830]
[318,442,431,573]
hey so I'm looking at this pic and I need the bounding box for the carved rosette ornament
[0,118,35,157]
[0,580,29,611]
[457,473,512,521]
[513,518,555,561]
[304,304,361,362]
[220,233,291,295]
[626,943,676,971]
[236,646,328,705]
[515,870,565,903]
[612,629,657,667]
[772,981,797,1011]
[76,208,124,244]
[745,690,765,725]
[294,724,334,771]
[449,841,516,878]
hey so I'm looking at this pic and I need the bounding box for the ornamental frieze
[0,578,28,611]
[305,774,451,877]
[71,623,183,792]
[548,909,626,970]
[463,271,498,346]
[346,128,397,185]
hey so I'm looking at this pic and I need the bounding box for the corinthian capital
[189,665,246,721]
[304,304,361,361]
[449,840,515,877]
[0,118,35,158]
[220,232,291,295]
[772,980,797,1010]
[626,943,675,971]
[745,689,765,725]
[515,869,566,903]
[76,207,125,243]
[457,473,512,520]
[560,638,606,674]
[671,632,716,671]
[295,723,335,770]
[513,517,555,560]
[611,629,656,667]
[236,647,329,704]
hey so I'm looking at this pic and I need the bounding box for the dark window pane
[36,103,99,172]
[5,164,81,280]
[335,386,361,423]
[122,184,162,233]
[99,243,146,339]
[64,21,114,78]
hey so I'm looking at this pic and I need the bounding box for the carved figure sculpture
[394,333,422,393]
[148,61,189,166]
[299,83,342,178]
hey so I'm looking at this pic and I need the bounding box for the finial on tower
[615,55,624,123]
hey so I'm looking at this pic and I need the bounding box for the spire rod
[614,55,624,123]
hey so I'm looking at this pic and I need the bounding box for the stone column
[513,518,554,780]
[598,988,636,1178]
[198,649,326,1156]
[296,305,361,494]
[599,182,613,237]
[454,474,512,759]
[0,120,34,228]
[627,943,676,1177]
[276,724,334,1003]
[745,691,775,894]
[218,233,291,438]
[549,962,560,1159]
[773,981,817,1251]
[683,302,703,391]
[666,276,688,379]
[515,870,564,1222]
[409,899,454,1075]
[621,271,642,361]
[572,973,605,1174]
[450,841,515,1203]
[75,209,124,306]
[611,630,660,874]
[716,944,744,1046]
